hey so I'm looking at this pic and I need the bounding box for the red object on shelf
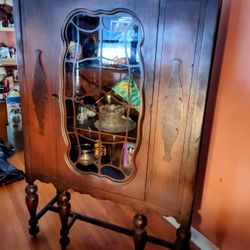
[4,78,10,92]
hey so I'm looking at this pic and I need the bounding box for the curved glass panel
[62,10,144,182]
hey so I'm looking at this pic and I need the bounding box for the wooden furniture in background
[0,99,7,142]
[0,0,18,144]
[0,0,17,68]
[13,0,221,249]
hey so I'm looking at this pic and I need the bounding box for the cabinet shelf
[0,27,15,32]
[0,58,17,66]
[75,127,137,142]
[67,113,137,142]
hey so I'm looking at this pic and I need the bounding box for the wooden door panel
[18,0,160,200]
[146,0,220,223]
[147,0,200,214]
[17,0,58,181]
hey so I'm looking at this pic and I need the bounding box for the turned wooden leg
[58,191,71,249]
[133,214,148,250]
[25,183,39,236]
[174,225,191,250]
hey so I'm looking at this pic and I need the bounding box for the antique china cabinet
[13,0,221,249]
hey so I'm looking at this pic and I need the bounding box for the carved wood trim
[160,59,184,161]
[32,50,48,135]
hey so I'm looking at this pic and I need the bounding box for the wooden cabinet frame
[14,0,221,249]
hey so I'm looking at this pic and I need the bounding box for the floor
[0,151,199,250]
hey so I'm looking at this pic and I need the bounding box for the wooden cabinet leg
[58,191,71,249]
[133,214,148,250]
[174,225,191,250]
[25,183,39,236]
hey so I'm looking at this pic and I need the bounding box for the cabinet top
[0,27,14,32]
[0,0,12,5]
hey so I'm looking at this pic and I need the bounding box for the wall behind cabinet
[193,0,250,249]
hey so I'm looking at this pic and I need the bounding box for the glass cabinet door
[62,10,144,182]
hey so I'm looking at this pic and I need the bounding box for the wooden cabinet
[14,0,221,248]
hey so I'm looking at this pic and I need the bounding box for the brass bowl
[99,104,125,122]
[95,104,136,133]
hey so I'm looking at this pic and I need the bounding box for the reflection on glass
[72,15,100,30]
[102,15,140,67]
[102,15,133,30]
[63,11,143,182]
